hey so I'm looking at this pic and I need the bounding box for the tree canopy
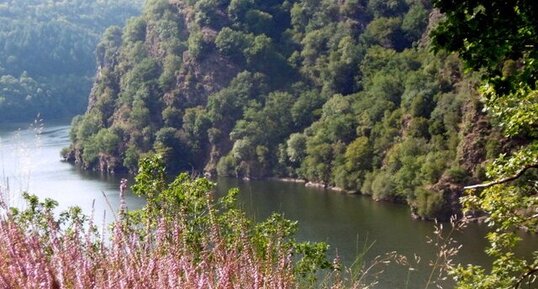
[432,0,538,287]
[67,0,496,222]
[0,0,142,122]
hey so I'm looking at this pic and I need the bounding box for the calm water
[0,123,536,288]
[0,122,145,223]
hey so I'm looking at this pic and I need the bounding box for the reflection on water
[216,174,537,288]
[0,123,536,289]
[0,123,145,224]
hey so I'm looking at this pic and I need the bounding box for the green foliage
[215,27,254,63]
[217,154,238,177]
[182,106,211,154]
[129,154,334,280]
[367,0,408,18]
[431,0,537,88]
[159,54,183,89]
[344,137,372,172]
[291,88,327,129]
[7,193,92,257]
[414,188,443,217]
[9,193,60,237]
[144,0,171,20]
[68,0,490,220]
[96,26,123,67]
[73,114,100,141]
[370,171,396,201]
[187,28,210,60]
[5,156,337,286]
[195,0,228,27]
[401,2,428,43]
[432,0,538,287]
[123,18,147,43]
[154,127,190,173]
[96,128,121,153]
[361,17,408,50]
[0,0,142,122]
[287,133,307,164]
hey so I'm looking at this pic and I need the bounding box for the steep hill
[66,0,502,220]
[0,0,143,122]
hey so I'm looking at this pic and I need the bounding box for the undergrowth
[0,155,403,288]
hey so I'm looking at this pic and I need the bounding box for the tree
[431,0,538,288]
[287,133,307,164]
[0,0,142,122]
[67,0,477,221]
[367,0,408,18]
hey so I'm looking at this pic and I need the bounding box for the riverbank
[3,124,538,289]
[269,177,361,194]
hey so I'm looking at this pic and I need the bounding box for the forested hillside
[0,0,143,122]
[66,0,502,220]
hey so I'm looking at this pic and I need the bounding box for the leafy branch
[464,163,538,190]
[515,266,538,289]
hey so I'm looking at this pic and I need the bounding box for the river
[0,123,536,288]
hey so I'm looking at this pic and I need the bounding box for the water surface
[0,122,145,223]
[0,123,535,288]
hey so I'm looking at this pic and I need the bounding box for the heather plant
[1,154,443,288]
[128,154,334,282]
[0,154,348,288]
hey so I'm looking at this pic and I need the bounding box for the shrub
[0,155,337,288]
[446,166,468,183]
[371,171,396,200]
[414,187,443,218]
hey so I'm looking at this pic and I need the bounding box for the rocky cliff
[66,0,503,220]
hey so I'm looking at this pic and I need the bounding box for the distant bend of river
[0,123,536,289]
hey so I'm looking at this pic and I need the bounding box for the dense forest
[0,0,530,287]
[65,0,502,221]
[0,0,143,122]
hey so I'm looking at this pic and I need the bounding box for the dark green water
[214,178,510,288]
[0,124,536,288]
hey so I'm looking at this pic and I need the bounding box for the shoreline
[268,177,359,194]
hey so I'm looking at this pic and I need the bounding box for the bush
[367,0,408,17]
[123,17,147,43]
[187,29,211,60]
[414,187,443,218]
[217,154,238,177]
[287,133,307,164]
[371,171,396,200]
[446,166,468,183]
[0,155,337,288]
[94,128,121,154]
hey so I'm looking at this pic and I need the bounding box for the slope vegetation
[67,0,501,220]
[0,0,142,121]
